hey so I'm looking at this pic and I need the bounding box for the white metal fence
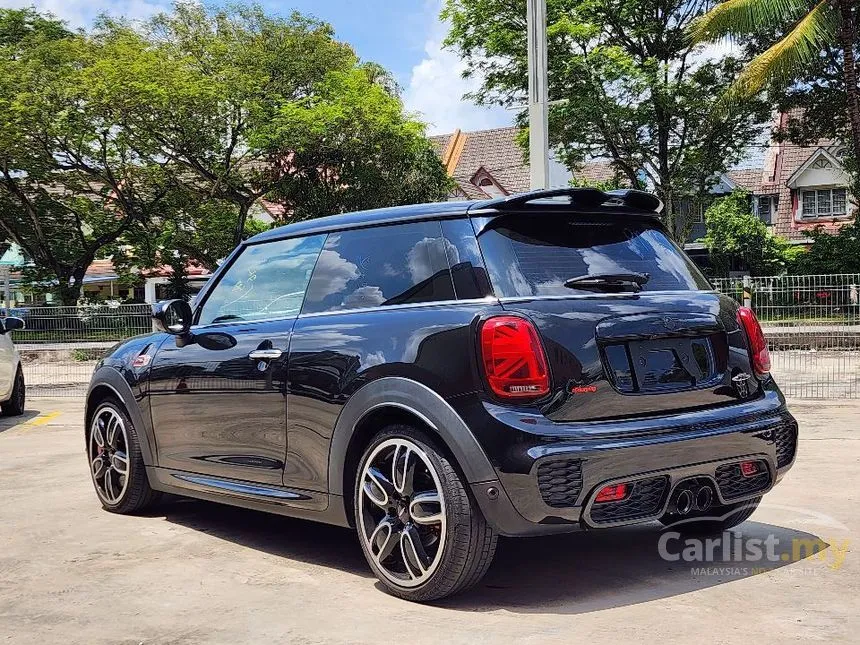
[8,276,860,399]
[713,274,860,398]
[7,303,151,397]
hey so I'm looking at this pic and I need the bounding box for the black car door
[148,234,327,486]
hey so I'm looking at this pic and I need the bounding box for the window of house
[800,188,848,218]
[671,198,703,224]
[477,177,505,198]
[692,203,704,224]
[755,195,777,224]
[197,235,326,325]
[301,221,455,314]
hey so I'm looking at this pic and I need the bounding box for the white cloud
[403,7,511,136]
[0,0,171,27]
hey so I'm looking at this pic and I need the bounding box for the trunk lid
[501,292,757,422]
[474,211,761,421]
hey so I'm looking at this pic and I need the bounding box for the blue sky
[0,0,511,135]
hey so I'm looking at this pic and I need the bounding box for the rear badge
[732,372,752,397]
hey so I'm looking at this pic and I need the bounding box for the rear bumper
[464,386,798,537]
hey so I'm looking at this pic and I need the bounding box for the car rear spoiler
[466,187,663,215]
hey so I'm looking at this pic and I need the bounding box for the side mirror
[0,317,25,334]
[152,299,193,336]
[195,332,237,351]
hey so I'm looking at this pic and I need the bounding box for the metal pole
[527,0,549,189]
[743,275,752,309]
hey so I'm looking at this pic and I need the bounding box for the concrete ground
[0,399,857,644]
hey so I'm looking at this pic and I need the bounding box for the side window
[302,221,454,314]
[197,235,326,325]
[441,219,493,299]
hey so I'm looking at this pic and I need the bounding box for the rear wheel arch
[341,405,462,528]
[327,377,496,526]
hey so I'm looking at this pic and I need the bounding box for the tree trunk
[234,201,251,247]
[55,275,82,306]
[838,1,860,166]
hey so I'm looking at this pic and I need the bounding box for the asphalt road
[0,399,857,644]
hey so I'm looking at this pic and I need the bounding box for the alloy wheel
[89,406,130,505]
[358,438,447,588]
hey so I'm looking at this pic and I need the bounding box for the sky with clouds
[0,0,511,135]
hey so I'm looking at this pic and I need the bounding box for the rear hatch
[475,212,759,422]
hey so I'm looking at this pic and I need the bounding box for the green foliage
[568,171,627,193]
[702,191,796,275]
[0,3,449,303]
[0,8,172,304]
[691,0,860,191]
[794,219,860,274]
[71,348,103,362]
[262,68,452,218]
[442,0,771,237]
[691,0,839,98]
[88,2,449,237]
[108,191,270,299]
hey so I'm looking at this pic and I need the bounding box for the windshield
[476,215,710,298]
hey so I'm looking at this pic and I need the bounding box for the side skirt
[147,466,351,528]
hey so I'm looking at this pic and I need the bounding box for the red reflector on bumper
[740,460,759,477]
[595,483,628,503]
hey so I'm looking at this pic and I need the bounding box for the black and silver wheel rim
[358,438,446,588]
[89,406,130,505]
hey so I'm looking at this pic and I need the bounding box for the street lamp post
[527,0,549,190]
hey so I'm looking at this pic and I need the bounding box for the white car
[0,316,25,416]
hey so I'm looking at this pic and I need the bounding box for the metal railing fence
[711,274,860,325]
[7,303,151,397]
[713,274,860,398]
[9,276,860,399]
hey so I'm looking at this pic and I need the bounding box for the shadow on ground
[0,409,41,433]
[440,521,827,613]
[156,498,827,613]
[154,497,370,577]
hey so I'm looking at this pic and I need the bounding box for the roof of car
[247,200,474,244]
[247,188,663,245]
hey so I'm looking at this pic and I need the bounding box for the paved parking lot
[1,398,857,644]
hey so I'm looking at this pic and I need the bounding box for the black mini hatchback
[86,188,798,601]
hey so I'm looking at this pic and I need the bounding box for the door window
[301,221,455,314]
[197,235,326,325]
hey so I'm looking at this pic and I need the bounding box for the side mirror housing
[152,300,193,336]
[0,317,25,334]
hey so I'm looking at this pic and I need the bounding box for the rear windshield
[477,215,710,298]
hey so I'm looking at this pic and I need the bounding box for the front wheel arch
[86,368,155,466]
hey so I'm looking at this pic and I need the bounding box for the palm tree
[691,0,860,161]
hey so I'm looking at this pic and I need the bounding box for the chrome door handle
[248,349,283,361]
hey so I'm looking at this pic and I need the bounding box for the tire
[354,424,497,602]
[659,496,761,534]
[87,397,159,514]
[1,366,25,416]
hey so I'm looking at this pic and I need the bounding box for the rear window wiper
[563,272,650,292]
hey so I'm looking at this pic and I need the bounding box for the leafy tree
[89,3,450,244]
[0,8,172,304]
[794,219,860,274]
[0,3,450,303]
[691,1,860,167]
[702,190,799,275]
[261,68,452,219]
[108,192,269,300]
[442,0,770,237]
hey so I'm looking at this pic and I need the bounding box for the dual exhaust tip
[673,485,713,515]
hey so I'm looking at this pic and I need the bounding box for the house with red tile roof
[430,118,855,247]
